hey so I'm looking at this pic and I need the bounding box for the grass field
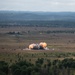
[0,26,75,65]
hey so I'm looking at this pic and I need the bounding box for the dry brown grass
[0,26,75,64]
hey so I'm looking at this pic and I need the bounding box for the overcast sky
[0,0,75,12]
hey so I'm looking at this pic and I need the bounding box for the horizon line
[0,10,75,12]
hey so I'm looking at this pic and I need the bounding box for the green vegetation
[1,58,75,75]
[0,61,8,75]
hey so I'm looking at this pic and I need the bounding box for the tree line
[0,21,75,28]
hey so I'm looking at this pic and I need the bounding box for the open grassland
[0,26,75,64]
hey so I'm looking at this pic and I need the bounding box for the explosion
[29,42,49,50]
[39,42,47,49]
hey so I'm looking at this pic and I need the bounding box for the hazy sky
[0,0,75,12]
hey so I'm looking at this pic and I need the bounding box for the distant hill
[0,11,75,21]
[0,11,75,28]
